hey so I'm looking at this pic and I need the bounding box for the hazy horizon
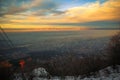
[0,30,118,54]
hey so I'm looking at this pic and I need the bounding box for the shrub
[43,53,106,76]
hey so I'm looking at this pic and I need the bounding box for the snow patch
[32,67,49,77]
[13,65,120,80]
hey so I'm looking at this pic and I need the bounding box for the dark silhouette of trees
[43,53,106,76]
[0,61,13,80]
[107,32,120,65]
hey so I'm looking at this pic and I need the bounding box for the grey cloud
[32,10,65,16]
[0,0,59,17]
[50,10,65,16]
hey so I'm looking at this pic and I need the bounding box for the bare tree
[107,32,120,66]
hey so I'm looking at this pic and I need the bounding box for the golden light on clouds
[0,0,120,32]
[9,0,120,23]
[65,0,120,22]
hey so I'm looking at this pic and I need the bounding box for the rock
[32,67,49,77]
[32,77,48,80]
[13,73,24,80]
[65,76,75,80]
[106,66,114,73]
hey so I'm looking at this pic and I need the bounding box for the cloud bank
[0,0,120,31]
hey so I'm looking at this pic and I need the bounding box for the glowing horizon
[0,25,89,32]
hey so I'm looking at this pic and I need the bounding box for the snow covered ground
[13,65,120,80]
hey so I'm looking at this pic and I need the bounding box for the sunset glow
[0,0,120,32]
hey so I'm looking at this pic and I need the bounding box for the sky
[0,0,120,32]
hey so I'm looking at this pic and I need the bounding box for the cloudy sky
[0,0,120,32]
